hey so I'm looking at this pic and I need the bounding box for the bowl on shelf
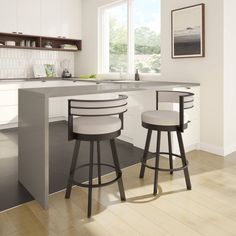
[5,41,16,46]
[44,41,53,48]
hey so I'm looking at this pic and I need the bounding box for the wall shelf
[0,32,82,52]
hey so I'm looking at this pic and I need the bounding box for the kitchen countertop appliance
[60,59,72,78]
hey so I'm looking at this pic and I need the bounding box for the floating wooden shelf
[0,32,82,52]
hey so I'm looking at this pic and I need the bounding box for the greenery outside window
[99,0,161,74]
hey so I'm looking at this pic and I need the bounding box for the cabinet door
[41,0,62,37]
[0,0,17,33]
[61,0,81,39]
[17,0,41,35]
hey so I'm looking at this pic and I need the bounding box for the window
[99,0,161,74]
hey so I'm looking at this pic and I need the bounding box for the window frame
[98,0,161,75]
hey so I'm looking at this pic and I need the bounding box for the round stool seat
[142,110,189,126]
[73,116,122,135]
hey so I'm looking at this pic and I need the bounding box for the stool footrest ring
[71,163,122,188]
[143,152,189,172]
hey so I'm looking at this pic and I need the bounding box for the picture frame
[171,3,205,58]
[44,64,57,77]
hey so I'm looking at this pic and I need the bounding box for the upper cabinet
[41,0,81,39]
[0,0,17,34]
[41,0,62,38]
[0,0,81,39]
[61,0,81,39]
[17,0,41,35]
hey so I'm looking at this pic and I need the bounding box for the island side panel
[18,90,49,208]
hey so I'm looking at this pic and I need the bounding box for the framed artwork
[171,4,205,58]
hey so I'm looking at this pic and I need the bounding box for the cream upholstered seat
[142,110,189,126]
[73,116,121,135]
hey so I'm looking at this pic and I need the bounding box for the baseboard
[118,135,133,144]
[0,123,18,130]
[222,144,236,157]
[49,116,66,123]
[0,117,66,130]
[200,143,225,157]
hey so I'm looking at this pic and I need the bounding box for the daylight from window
[101,0,161,74]
[108,3,128,73]
[134,0,161,73]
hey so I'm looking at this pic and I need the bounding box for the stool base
[140,129,192,195]
[65,138,126,218]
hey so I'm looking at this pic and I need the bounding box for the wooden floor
[1,150,236,236]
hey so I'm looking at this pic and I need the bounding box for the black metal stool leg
[97,141,102,185]
[65,140,80,199]
[154,131,161,195]
[110,139,126,201]
[139,129,152,178]
[177,131,192,190]
[168,132,174,175]
[88,141,94,218]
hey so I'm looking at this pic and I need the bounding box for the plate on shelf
[33,65,47,78]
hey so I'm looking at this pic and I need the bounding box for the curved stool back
[156,91,194,132]
[69,94,128,116]
[68,94,128,140]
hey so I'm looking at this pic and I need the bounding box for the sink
[73,78,148,84]
[104,80,146,83]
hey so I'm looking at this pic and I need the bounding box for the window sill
[97,73,162,81]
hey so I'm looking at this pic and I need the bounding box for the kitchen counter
[0,77,77,82]
[20,81,200,97]
[18,80,200,209]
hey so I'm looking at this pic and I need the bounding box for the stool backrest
[69,95,128,116]
[156,91,194,132]
[156,91,194,109]
[68,94,128,140]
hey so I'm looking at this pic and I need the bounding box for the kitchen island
[18,80,200,208]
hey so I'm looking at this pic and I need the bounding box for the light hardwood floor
[1,150,236,236]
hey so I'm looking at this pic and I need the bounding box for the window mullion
[127,0,135,74]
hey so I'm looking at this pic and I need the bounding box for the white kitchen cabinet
[41,0,62,37]
[61,0,81,39]
[41,0,81,39]
[0,0,17,33]
[0,0,81,38]
[17,0,41,35]
[0,106,18,125]
[0,90,18,106]
[0,80,94,129]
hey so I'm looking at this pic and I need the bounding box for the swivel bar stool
[139,91,194,195]
[65,95,128,218]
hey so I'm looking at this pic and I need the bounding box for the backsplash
[0,48,75,79]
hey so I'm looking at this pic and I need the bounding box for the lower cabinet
[0,106,18,125]
[0,80,92,129]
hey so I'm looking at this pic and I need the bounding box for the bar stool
[65,95,128,218]
[139,91,194,195]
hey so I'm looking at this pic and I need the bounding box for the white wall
[223,0,236,156]
[77,0,226,155]
[160,0,224,155]
[75,0,113,75]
